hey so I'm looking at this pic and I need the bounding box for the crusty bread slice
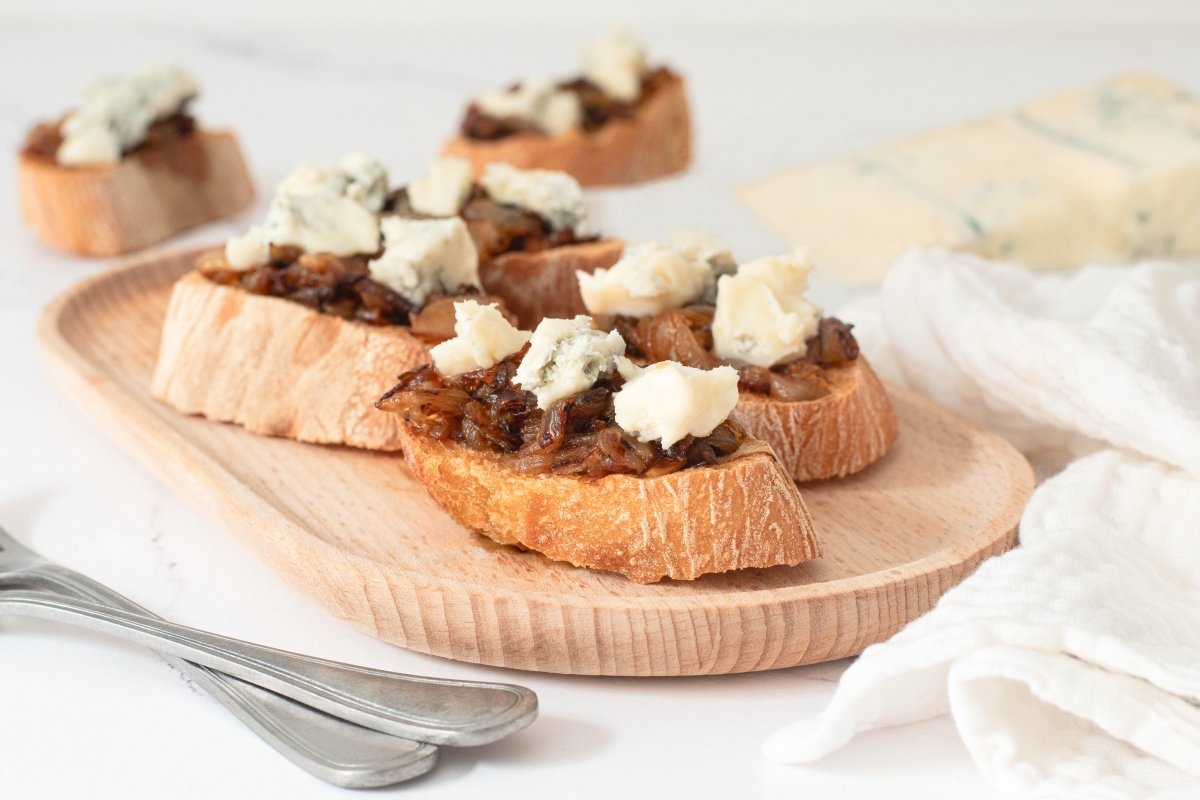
[441,74,691,188]
[151,270,427,450]
[18,129,255,257]
[481,238,623,329]
[395,426,820,583]
[734,358,898,483]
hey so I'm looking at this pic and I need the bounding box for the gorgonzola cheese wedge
[739,73,1200,283]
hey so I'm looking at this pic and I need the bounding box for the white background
[2,2,1199,798]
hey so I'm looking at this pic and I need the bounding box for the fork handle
[0,589,536,746]
[23,566,437,788]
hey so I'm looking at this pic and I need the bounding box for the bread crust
[395,427,820,583]
[734,358,899,482]
[18,129,255,257]
[442,74,691,187]
[151,270,428,450]
[481,238,624,329]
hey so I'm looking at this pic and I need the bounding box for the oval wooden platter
[37,247,1034,677]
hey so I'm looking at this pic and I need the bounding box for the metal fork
[0,526,517,787]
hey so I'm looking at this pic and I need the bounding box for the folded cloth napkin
[764,250,1200,799]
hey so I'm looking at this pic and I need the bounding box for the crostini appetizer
[577,234,899,482]
[18,66,254,256]
[152,153,506,451]
[378,304,820,583]
[442,31,691,187]
[389,158,623,327]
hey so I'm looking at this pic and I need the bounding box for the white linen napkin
[764,250,1200,799]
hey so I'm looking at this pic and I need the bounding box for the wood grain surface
[37,246,1034,676]
[18,130,254,257]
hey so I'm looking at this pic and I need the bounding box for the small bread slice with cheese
[441,31,690,187]
[18,66,254,257]
[580,234,898,482]
[379,306,820,583]
[396,430,817,583]
[152,155,506,450]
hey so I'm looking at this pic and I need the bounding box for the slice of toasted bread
[395,426,820,583]
[442,74,691,188]
[734,358,898,483]
[151,270,428,450]
[481,238,624,329]
[18,129,255,257]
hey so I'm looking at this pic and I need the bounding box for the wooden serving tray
[37,247,1034,677]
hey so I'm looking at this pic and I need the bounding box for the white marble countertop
[3,7,1199,798]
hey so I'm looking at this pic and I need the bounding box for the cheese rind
[479,163,589,234]
[613,360,738,448]
[408,157,474,217]
[430,300,531,376]
[739,73,1200,284]
[712,249,821,367]
[514,316,625,409]
[368,217,480,305]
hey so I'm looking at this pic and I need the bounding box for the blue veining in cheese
[738,73,1200,284]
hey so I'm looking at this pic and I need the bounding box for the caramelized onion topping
[460,67,676,141]
[198,246,501,335]
[616,307,859,402]
[22,110,196,162]
[388,185,593,263]
[378,349,746,479]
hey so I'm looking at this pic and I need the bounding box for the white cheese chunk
[407,157,475,217]
[670,228,738,304]
[479,163,589,234]
[368,217,480,306]
[581,30,646,103]
[712,249,822,367]
[224,225,269,270]
[613,360,739,449]
[430,300,531,376]
[514,316,625,409]
[740,73,1200,284]
[264,192,380,257]
[475,77,583,136]
[276,153,388,213]
[230,153,388,259]
[57,65,197,167]
[578,241,714,317]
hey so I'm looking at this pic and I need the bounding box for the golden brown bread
[18,129,255,257]
[734,358,899,482]
[481,238,624,329]
[442,74,691,188]
[151,270,427,450]
[395,426,821,583]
